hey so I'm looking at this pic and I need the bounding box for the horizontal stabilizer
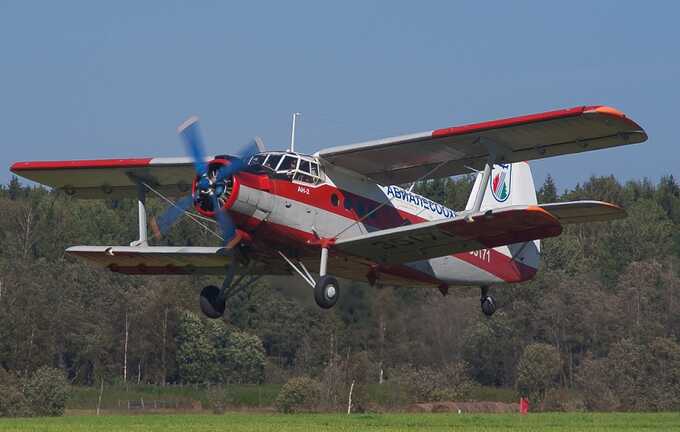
[539,200,625,224]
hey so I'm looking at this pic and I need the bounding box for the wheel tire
[481,295,496,317]
[314,276,340,309]
[200,285,226,319]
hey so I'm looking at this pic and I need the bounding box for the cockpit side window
[299,160,311,174]
[263,154,282,170]
[277,155,298,172]
[310,162,319,177]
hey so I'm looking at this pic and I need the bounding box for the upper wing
[334,205,562,265]
[539,200,625,224]
[10,157,206,199]
[316,105,647,185]
[66,245,290,275]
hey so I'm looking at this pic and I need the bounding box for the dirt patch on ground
[408,401,517,413]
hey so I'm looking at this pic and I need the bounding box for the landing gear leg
[278,243,341,310]
[480,285,496,317]
[199,255,260,319]
[314,245,340,309]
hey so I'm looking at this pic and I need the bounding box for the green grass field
[66,383,520,410]
[1,413,679,432]
[67,384,283,409]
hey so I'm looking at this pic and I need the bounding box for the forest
[0,171,679,412]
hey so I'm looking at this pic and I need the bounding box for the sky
[1,1,678,192]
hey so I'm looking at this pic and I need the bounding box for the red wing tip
[596,201,627,218]
[599,201,623,210]
[583,105,645,131]
[583,105,626,118]
[431,104,646,138]
[526,205,562,223]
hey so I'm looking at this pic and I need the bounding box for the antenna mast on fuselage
[289,112,301,153]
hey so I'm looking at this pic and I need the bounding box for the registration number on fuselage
[469,249,491,262]
[297,186,310,195]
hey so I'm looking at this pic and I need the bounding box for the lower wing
[66,245,289,275]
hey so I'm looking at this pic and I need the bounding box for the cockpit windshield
[248,151,324,185]
[249,154,267,167]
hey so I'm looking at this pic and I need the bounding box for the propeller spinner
[152,117,264,248]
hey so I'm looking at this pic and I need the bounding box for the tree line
[0,172,679,411]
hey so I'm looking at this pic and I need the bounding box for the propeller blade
[244,136,266,156]
[178,116,207,175]
[151,195,194,238]
[211,194,236,246]
[215,136,265,182]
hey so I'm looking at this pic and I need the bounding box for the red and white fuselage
[223,152,539,289]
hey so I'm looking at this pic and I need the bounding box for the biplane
[10,105,647,318]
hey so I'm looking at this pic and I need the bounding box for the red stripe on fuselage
[456,250,537,282]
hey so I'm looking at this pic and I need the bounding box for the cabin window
[357,202,366,217]
[366,205,377,220]
[330,194,339,207]
[344,196,353,211]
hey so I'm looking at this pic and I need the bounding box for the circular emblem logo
[490,164,512,202]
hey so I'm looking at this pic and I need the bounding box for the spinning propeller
[152,117,264,248]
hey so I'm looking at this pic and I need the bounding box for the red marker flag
[519,397,529,415]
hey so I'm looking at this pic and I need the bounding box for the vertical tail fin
[465,162,541,277]
[465,162,537,211]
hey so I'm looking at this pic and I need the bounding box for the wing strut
[471,156,494,212]
[470,138,510,213]
[130,176,149,247]
[277,250,316,287]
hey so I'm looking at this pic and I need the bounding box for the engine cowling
[191,158,240,218]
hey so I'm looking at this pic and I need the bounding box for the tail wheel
[200,285,226,319]
[314,276,340,309]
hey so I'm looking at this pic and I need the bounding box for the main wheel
[481,295,496,317]
[200,285,226,319]
[314,276,340,309]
